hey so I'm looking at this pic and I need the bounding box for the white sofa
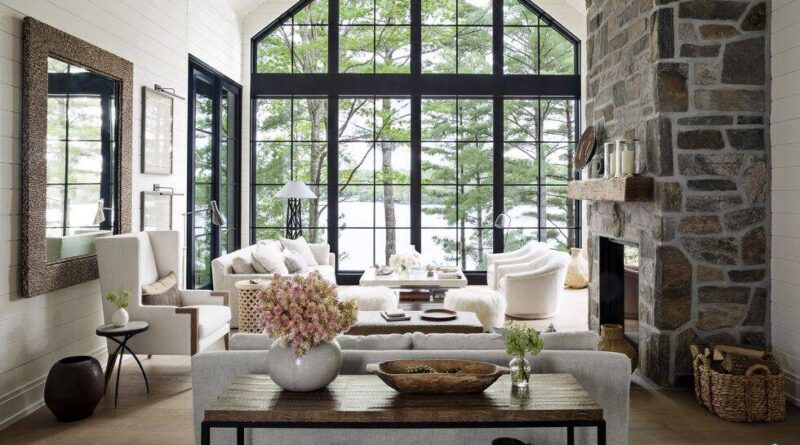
[95,231,231,356]
[211,241,336,327]
[192,331,630,445]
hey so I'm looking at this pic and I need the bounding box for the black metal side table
[96,321,150,407]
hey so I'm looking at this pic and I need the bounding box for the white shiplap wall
[0,0,242,429]
[771,0,800,406]
[237,0,587,248]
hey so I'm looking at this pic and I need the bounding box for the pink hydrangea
[256,271,358,357]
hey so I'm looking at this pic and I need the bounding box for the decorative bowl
[366,359,507,394]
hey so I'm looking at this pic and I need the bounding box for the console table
[201,374,605,445]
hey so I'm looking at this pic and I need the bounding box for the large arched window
[250,0,580,283]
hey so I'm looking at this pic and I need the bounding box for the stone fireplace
[584,0,769,385]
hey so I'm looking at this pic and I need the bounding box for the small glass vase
[509,356,531,388]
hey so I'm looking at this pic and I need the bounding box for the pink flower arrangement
[256,271,358,357]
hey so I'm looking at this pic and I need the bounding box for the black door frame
[187,55,243,289]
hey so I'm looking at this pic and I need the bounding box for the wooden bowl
[366,359,507,394]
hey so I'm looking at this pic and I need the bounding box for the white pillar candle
[608,153,616,178]
[621,150,635,176]
[615,140,625,177]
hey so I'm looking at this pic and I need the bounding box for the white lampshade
[275,181,317,199]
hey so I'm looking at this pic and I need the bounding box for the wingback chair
[95,231,231,356]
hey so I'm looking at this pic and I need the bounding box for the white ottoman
[444,288,506,331]
[338,286,399,312]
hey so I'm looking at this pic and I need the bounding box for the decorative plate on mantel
[574,126,598,171]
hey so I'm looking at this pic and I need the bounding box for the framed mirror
[22,18,133,298]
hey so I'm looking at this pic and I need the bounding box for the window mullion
[493,96,503,253]
[410,0,421,75]
[329,0,339,74]
[410,95,421,252]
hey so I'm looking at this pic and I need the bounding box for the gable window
[250,0,580,283]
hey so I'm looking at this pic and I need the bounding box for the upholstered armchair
[486,241,549,290]
[95,231,231,356]
[497,249,570,319]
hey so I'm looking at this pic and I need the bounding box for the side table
[96,321,150,407]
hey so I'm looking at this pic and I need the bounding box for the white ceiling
[225,0,586,20]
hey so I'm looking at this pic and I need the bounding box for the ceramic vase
[597,324,638,373]
[565,248,589,289]
[112,308,129,327]
[267,338,342,392]
[44,356,104,422]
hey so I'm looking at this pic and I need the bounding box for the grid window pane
[375,26,411,73]
[339,228,375,269]
[540,27,576,75]
[421,26,457,73]
[457,26,492,74]
[504,186,539,227]
[504,25,538,74]
[503,0,538,26]
[340,26,374,73]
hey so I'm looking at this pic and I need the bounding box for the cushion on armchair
[184,305,232,337]
[142,271,181,306]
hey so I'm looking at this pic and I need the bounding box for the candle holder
[603,142,615,179]
[620,140,636,177]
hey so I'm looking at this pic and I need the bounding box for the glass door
[187,57,242,289]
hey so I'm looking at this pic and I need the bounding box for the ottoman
[444,288,506,331]
[338,286,399,312]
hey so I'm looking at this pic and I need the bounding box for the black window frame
[187,55,243,289]
[250,0,581,284]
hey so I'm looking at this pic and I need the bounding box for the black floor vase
[44,356,105,422]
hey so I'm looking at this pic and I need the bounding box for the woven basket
[693,352,786,423]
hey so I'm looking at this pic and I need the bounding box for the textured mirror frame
[21,18,133,298]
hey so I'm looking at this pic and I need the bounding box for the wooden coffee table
[346,310,484,335]
[201,374,605,445]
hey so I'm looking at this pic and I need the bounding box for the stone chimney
[584,0,768,385]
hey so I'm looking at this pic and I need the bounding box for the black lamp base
[285,198,303,239]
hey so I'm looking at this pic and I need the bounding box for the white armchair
[486,241,549,290]
[95,231,231,356]
[498,250,570,319]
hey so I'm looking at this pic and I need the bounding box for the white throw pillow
[252,243,289,275]
[231,256,256,274]
[279,236,318,266]
[308,242,330,265]
[283,249,309,274]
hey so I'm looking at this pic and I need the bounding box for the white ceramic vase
[565,248,589,289]
[266,338,342,392]
[111,308,129,327]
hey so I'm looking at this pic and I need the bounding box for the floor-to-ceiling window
[250,0,580,283]
[188,57,242,289]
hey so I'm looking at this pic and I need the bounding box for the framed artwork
[141,86,174,174]
[141,191,173,231]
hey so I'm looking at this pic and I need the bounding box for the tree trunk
[381,142,396,264]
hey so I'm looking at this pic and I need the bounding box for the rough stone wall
[584,0,768,385]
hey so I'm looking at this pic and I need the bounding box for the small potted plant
[105,291,130,327]
[256,271,358,392]
[498,321,544,388]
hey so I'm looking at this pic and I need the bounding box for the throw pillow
[252,243,289,275]
[141,271,181,306]
[279,236,318,266]
[231,255,256,274]
[283,249,309,274]
[308,242,331,265]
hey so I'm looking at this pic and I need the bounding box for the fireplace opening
[599,237,640,347]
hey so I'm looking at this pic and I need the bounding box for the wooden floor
[3,353,799,445]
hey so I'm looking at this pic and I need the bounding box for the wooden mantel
[567,177,654,202]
